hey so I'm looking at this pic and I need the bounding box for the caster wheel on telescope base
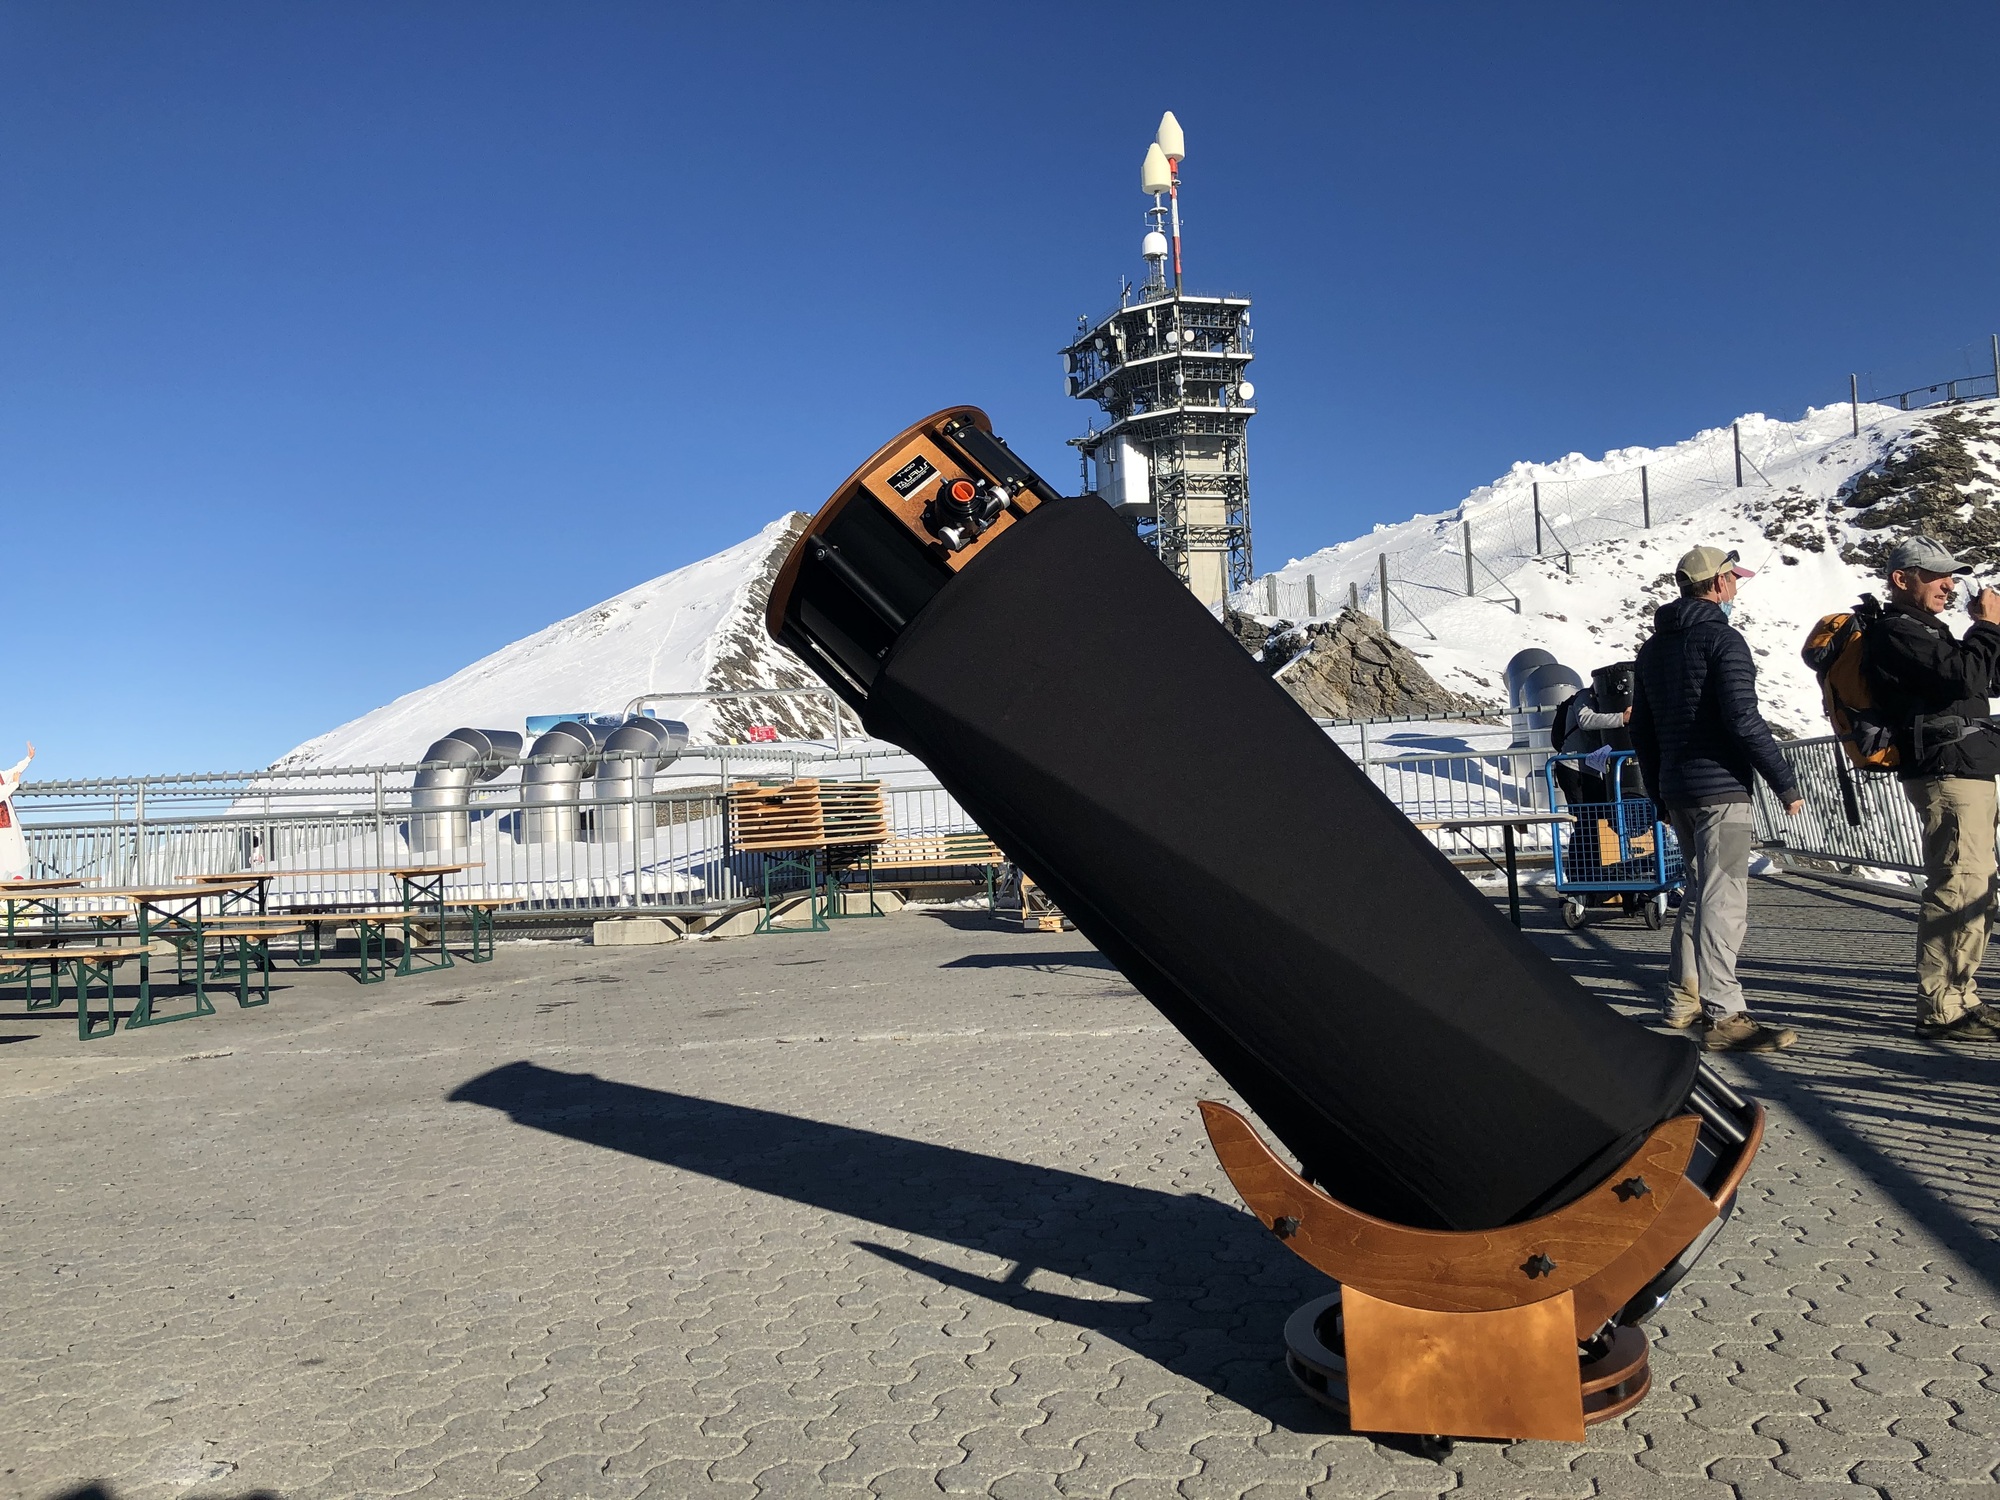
[1281,1290,1652,1439]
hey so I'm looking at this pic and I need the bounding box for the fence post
[1532,483,1542,554]
[1462,520,1474,596]
[1378,553,1391,630]
[1733,422,1744,487]
[1348,580,1359,614]
[1850,373,1859,437]
[1305,574,1317,617]
[1640,465,1651,528]
[1265,575,1278,614]
[373,769,386,869]
[134,780,147,887]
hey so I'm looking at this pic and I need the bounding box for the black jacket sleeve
[1713,628,1797,802]
[1872,613,2000,703]
[1629,670,1661,802]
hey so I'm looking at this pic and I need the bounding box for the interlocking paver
[2,874,1997,1499]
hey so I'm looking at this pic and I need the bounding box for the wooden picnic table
[3,879,93,945]
[185,870,286,915]
[68,879,266,1027]
[2,944,153,1040]
[1411,812,1575,929]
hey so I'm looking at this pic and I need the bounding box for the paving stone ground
[1,874,1994,1500]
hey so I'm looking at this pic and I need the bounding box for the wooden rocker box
[1200,1091,1762,1443]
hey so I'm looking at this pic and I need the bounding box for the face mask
[1719,601,1735,619]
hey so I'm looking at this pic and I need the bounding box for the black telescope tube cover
[858,496,1699,1233]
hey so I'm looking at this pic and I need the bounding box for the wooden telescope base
[1282,1291,1653,1439]
[1198,1097,1761,1444]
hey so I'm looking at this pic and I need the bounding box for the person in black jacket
[1631,545,1804,1052]
[1861,534,2000,1042]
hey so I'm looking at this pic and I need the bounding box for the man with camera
[1863,536,2000,1042]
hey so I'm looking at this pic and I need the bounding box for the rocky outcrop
[1839,404,2000,572]
[1225,607,1495,720]
[704,513,836,741]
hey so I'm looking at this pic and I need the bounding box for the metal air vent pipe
[412,728,524,852]
[589,716,690,843]
[517,721,601,844]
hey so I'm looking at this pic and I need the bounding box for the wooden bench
[444,898,510,962]
[262,909,449,983]
[3,945,156,1041]
[845,831,1009,910]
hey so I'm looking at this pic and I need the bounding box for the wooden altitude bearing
[1199,1099,1749,1442]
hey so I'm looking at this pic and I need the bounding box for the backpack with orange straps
[1801,594,1899,771]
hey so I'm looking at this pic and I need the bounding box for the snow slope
[1248,399,2000,738]
[279,394,2000,774]
[276,513,827,768]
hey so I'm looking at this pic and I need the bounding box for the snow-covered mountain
[1249,398,2000,738]
[276,513,828,768]
[278,394,2000,773]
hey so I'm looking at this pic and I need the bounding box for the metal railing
[1751,735,1923,877]
[15,724,1563,908]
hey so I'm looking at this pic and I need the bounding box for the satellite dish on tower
[1156,111,1184,163]
[1141,142,1172,195]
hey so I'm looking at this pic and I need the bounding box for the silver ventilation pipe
[590,717,690,843]
[411,728,524,853]
[517,720,602,844]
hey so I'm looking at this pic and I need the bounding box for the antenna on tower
[1155,111,1185,292]
[1140,142,1172,294]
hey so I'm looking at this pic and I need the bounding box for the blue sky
[4,2,1997,777]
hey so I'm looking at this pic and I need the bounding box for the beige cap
[1675,546,1754,587]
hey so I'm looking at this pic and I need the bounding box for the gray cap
[1886,535,1973,576]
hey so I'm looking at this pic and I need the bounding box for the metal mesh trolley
[1545,751,1684,929]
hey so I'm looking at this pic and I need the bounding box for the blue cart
[1544,751,1684,930]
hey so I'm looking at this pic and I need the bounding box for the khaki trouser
[1667,802,1754,1019]
[1904,776,1999,1025]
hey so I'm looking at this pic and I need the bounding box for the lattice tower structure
[1063,291,1254,606]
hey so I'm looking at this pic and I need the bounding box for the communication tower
[1062,111,1254,607]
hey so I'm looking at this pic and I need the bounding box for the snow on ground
[1251,400,1977,738]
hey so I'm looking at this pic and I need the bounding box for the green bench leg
[354,920,390,984]
[232,937,270,1008]
[124,955,217,1030]
[22,962,62,1013]
[70,957,120,1041]
[395,915,453,977]
[461,907,494,962]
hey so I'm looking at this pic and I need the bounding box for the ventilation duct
[517,720,602,844]
[411,728,524,853]
[589,717,690,842]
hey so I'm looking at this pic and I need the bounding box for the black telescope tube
[771,410,1701,1233]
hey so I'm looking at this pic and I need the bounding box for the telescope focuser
[924,474,1008,552]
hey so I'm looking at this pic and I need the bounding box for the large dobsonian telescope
[765,407,1762,1444]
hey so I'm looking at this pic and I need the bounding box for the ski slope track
[1248,398,2000,739]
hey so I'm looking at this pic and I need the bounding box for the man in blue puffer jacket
[1631,545,1805,1052]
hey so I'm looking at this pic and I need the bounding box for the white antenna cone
[1156,111,1184,163]
[1141,143,1172,195]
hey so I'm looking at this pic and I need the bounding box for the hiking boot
[1666,993,1707,1030]
[1914,1006,2000,1042]
[1704,1012,1797,1052]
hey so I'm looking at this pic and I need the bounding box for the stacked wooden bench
[726,778,890,931]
